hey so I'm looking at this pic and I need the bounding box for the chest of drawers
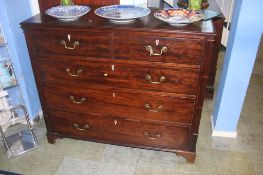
[21,7,216,162]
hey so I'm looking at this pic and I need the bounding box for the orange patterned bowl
[154,8,204,26]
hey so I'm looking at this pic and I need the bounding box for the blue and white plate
[45,5,90,21]
[94,5,151,23]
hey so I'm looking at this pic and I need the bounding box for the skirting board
[210,115,237,138]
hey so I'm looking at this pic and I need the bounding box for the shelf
[0,105,39,158]
[5,129,38,158]
[0,36,5,46]
[3,84,18,90]
[0,46,10,61]
[0,43,7,47]
[1,116,27,132]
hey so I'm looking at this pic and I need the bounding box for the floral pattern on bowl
[45,5,90,21]
[154,8,204,26]
[94,5,151,23]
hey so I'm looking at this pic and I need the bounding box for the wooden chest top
[21,6,216,36]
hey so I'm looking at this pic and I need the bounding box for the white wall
[216,0,235,21]
[120,0,148,7]
[29,0,40,15]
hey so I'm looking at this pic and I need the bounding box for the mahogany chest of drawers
[21,7,216,162]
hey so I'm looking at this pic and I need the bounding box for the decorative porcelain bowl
[45,5,90,21]
[94,5,151,23]
[154,8,204,26]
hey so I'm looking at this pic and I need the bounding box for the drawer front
[114,35,204,65]
[31,31,111,58]
[43,83,195,124]
[112,63,199,94]
[49,111,190,150]
[38,57,199,94]
[37,58,115,87]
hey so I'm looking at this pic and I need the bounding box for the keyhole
[114,120,117,125]
[155,40,159,46]
[67,34,71,41]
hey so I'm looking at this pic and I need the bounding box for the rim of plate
[94,5,151,20]
[153,9,204,24]
[45,5,90,19]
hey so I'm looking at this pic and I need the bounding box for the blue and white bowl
[45,5,90,21]
[94,5,151,23]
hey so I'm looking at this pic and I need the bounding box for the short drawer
[49,111,190,150]
[31,30,111,58]
[114,35,204,65]
[37,57,200,94]
[112,62,200,94]
[43,83,195,124]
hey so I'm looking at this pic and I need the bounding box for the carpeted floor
[0,169,22,175]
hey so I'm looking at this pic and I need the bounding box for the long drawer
[49,110,190,150]
[43,83,195,125]
[37,57,200,94]
[31,30,111,58]
[114,35,204,65]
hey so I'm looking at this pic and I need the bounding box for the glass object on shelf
[0,104,39,158]
[120,0,148,7]
[177,0,209,9]
[0,90,11,127]
[188,0,202,11]
[0,24,4,45]
[0,45,10,61]
[0,60,17,89]
[60,0,74,6]
[0,36,4,46]
[0,24,3,41]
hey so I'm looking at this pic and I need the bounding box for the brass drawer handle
[70,96,86,104]
[144,131,161,140]
[144,104,162,113]
[73,123,90,131]
[145,75,166,84]
[65,67,83,77]
[146,45,167,56]
[60,40,80,50]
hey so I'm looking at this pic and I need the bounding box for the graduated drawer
[114,35,204,65]
[49,110,190,150]
[37,57,199,94]
[31,30,111,58]
[43,83,195,125]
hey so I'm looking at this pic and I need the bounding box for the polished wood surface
[206,17,224,98]
[203,0,225,97]
[43,83,196,124]
[36,56,200,94]
[21,5,217,162]
[21,7,215,34]
[114,35,204,65]
[32,31,111,58]
[49,110,190,150]
[36,0,224,98]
